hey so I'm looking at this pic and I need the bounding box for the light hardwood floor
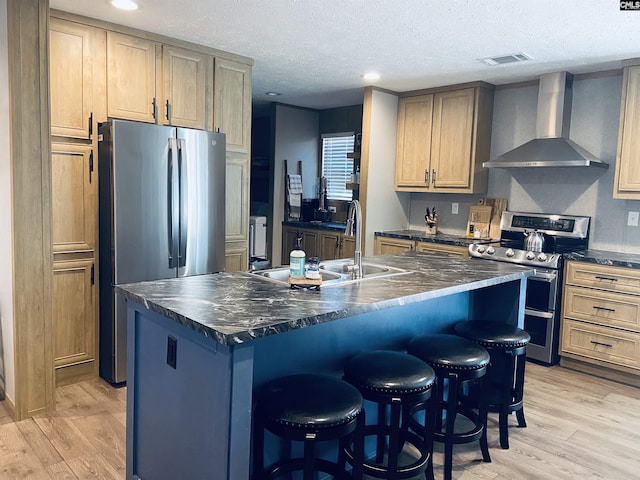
[0,363,638,479]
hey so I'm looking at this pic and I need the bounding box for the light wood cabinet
[415,241,468,258]
[107,31,157,123]
[51,143,96,253]
[561,261,640,383]
[49,18,93,138]
[225,153,250,271]
[52,258,97,386]
[614,65,640,199]
[225,244,249,273]
[214,58,252,153]
[161,45,210,129]
[319,231,342,260]
[374,237,415,255]
[395,85,493,194]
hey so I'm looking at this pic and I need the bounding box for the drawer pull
[594,275,618,282]
[590,340,613,348]
[592,305,616,313]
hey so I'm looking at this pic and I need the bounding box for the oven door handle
[529,272,557,281]
[524,308,554,319]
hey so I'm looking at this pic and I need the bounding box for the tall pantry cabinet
[48,11,253,386]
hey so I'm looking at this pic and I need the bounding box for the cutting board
[477,198,508,240]
[466,205,492,238]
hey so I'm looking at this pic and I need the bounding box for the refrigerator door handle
[167,138,179,268]
[178,138,188,268]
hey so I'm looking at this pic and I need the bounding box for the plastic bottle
[289,237,306,278]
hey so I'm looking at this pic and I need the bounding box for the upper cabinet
[107,32,157,123]
[49,18,93,138]
[214,58,252,153]
[614,65,640,199]
[395,84,494,194]
[161,45,211,129]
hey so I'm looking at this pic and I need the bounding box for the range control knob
[526,251,536,260]
[477,246,486,254]
[486,246,495,255]
[537,253,548,262]
[505,248,515,257]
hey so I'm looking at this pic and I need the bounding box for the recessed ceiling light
[265,92,281,96]
[362,72,380,81]
[480,52,533,66]
[111,0,138,11]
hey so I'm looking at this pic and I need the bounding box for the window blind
[321,133,355,201]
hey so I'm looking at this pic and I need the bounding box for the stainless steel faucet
[345,199,363,279]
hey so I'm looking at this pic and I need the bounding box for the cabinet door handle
[432,169,436,185]
[592,305,616,313]
[424,170,429,184]
[166,99,171,123]
[152,97,157,120]
[595,276,618,282]
[88,112,93,139]
[590,340,613,348]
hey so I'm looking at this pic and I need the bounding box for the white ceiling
[50,0,640,110]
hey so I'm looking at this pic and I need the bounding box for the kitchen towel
[287,173,303,219]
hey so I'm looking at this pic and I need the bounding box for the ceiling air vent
[481,52,533,66]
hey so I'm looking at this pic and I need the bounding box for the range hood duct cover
[484,71,608,168]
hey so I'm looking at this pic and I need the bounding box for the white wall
[0,0,15,402]
[407,75,640,253]
[271,104,320,265]
[364,90,409,255]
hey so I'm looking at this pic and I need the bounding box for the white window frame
[321,132,355,202]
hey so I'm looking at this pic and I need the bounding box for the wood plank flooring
[0,363,638,479]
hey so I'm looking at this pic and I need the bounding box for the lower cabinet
[374,237,415,255]
[282,225,354,263]
[560,261,640,385]
[52,257,97,386]
[225,153,250,271]
[415,241,469,258]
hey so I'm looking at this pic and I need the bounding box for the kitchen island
[116,251,533,480]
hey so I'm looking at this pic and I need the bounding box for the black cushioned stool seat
[408,334,491,480]
[343,350,436,480]
[454,321,531,449]
[253,373,365,480]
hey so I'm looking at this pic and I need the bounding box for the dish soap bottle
[289,237,306,279]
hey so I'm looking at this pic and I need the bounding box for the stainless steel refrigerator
[98,119,226,384]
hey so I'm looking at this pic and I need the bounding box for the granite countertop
[283,220,347,231]
[116,252,533,346]
[375,229,495,247]
[564,249,640,270]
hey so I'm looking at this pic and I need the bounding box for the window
[321,133,355,201]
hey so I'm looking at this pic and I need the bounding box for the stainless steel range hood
[484,71,608,169]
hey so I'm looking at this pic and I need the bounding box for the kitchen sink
[256,268,343,283]
[252,259,410,287]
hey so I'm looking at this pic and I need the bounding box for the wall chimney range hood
[484,71,608,169]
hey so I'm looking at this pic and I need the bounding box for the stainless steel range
[469,211,590,364]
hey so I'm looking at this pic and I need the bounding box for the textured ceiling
[50,0,640,110]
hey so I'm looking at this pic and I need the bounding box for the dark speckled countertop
[564,249,640,269]
[375,229,495,247]
[116,252,533,346]
[283,220,347,231]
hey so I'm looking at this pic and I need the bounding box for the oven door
[525,271,558,312]
[524,270,560,364]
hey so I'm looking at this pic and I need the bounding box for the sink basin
[252,259,409,287]
[256,268,343,283]
[319,259,407,278]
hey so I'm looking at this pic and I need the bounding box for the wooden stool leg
[478,377,492,462]
[443,374,458,480]
[376,403,386,463]
[515,353,527,428]
[303,436,315,480]
[253,411,264,480]
[388,398,402,475]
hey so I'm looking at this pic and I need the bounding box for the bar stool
[453,320,530,449]
[408,334,491,480]
[253,373,365,480]
[342,350,436,480]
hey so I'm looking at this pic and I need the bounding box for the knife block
[425,220,438,235]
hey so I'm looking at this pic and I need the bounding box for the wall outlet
[328,206,336,213]
[452,203,459,215]
[628,211,639,227]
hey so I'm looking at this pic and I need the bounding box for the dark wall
[250,115,272,206]
[319,104,363,135]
